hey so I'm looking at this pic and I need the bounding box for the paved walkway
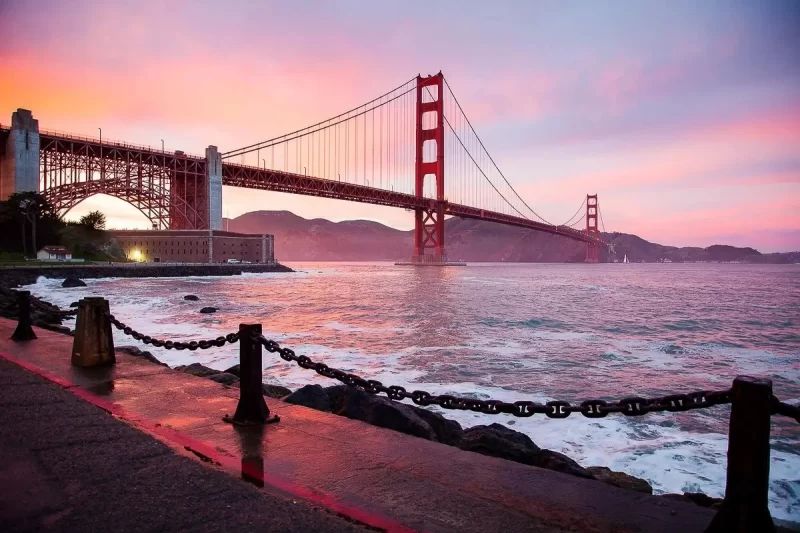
[0,358,370,533]
[0,319,718,532]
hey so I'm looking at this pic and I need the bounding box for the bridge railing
[37,127,203,159]
[11,291,798,532]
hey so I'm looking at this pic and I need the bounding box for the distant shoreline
[0,263,294,289]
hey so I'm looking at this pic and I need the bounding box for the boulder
[62,276,86,288]
[263,383,292,399]
[116,345,168,367]
[174,362,220,378]
[184,295,200,301]
[587,466,653,494]
[326,386,438,441]
[208,372,240,386]
[224,364,240,377]
[199,306,217,314]
[69,301,79,308]
[458,423,595,479]
[406,403,464,445]
[285,384,332,412]
[660,492,723,509]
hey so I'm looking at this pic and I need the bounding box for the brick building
[111,230,274,264]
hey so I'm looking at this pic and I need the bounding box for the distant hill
[225,211,798,263]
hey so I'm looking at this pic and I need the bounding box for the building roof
[40,246,71,254]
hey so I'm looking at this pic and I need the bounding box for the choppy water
[27,262,800,520]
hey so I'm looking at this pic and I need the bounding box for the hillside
[225,211,797,263]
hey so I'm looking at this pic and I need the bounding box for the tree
[3,192,60,256]
[79,210,107,231]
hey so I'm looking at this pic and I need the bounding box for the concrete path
[0,319,718,532]
[0,358,371,533]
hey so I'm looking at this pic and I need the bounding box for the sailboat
[623,254,630,264]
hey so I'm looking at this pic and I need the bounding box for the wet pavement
[0,319,717,532]
[0,358,370,533]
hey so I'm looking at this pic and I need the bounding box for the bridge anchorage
[1,71,608,262]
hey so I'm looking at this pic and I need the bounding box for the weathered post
[227,324,279,425]
[706,376,775,533]
[11,290,37,341]
[71,297,115,367]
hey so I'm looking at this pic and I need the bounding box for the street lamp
[161,139,164,152]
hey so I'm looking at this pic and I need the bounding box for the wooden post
[11,290,37,341]
[71,297,115,367]
[228,324,279,425]
[706,376,775,532]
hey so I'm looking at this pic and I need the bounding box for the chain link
[771,396,800,424]
[254,333,732,419]
[106,312,239,350]
[28,297,78,316]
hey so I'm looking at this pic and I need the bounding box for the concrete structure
[0,109,40,199]
[206,145,223,230]
[36,246,72,261]
[112,229,274,264]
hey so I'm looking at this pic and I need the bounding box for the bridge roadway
[0,320,716,532]
[1,126,601,246]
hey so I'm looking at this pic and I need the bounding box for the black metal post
[71,297,115,367]
[706,376,775,532]
[11,290,37,341]
[228,324,279,425]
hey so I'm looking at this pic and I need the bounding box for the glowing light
[131,249,142,261]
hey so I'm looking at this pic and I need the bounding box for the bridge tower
[0,109,40,200]
[413,72,446,263]
[585,194,599,263]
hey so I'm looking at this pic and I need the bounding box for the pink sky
[1,1,798,252]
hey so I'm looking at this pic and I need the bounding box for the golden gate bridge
[0,72,607,263]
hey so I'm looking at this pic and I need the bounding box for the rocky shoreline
[0,263,294,289]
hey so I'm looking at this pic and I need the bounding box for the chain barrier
[254,333,734,419]
[94,314,800,424]
[28,296,78,316]
[106,313,239,351]
[771,396,800,424]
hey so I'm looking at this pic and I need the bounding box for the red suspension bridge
[0,72,607,263]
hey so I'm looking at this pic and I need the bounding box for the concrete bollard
[227,324,279,425]
[11,290,37,341]
[71,297,115,367]
[706,376,775,533]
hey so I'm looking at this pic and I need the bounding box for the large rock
[587,466,653,494]
[407,404,464,445]
[325,385,438,441]
[660,492,723,509]
[208,372,239,386]
[199,306,217,314]
[116,345,168,367]
[62,276,86,288]
[263,383,292,399]
[69,301,79,308]
[184,295,199,301]
[285,384,332,412]
[458,423,594,479]
[224,364,240,377]
[174,362,220,378]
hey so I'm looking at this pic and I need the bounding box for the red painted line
[0,349,418,533]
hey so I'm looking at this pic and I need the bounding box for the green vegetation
[0,193,124,263]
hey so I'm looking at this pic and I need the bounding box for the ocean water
[26,262,800,520]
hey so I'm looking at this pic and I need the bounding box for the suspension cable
[223,77,417,159]
[442,76,553,225]
[559,197,586,227]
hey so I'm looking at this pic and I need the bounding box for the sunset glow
[1,0,798,251]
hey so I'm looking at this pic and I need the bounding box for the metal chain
[771,396,800,424]
[254,333,732,419]
[28,297,78,316]
[106,312,239,351]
